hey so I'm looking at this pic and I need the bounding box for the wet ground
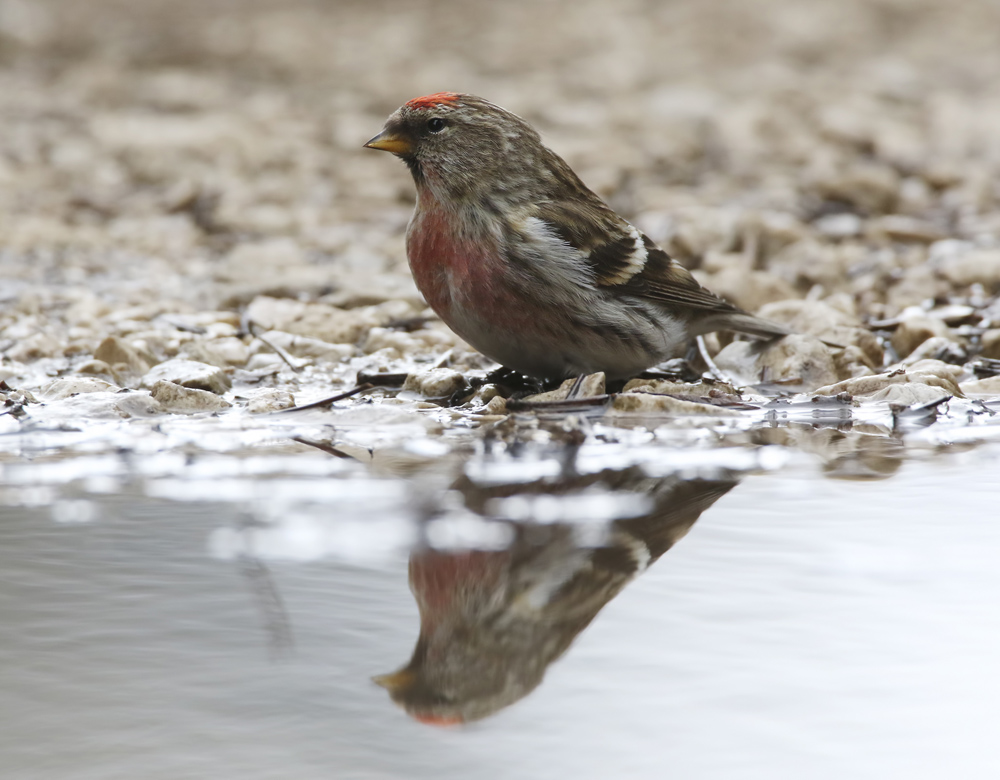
[3,0,1000,777]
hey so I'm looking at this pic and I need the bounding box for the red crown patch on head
[406,92,461,110]
[413,712,464,727]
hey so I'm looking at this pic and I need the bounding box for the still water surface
[2,434,999,779]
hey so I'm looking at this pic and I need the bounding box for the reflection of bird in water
[375,469,738,724]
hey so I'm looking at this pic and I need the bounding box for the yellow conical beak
[364,130,412,155]
[372,668,416,693]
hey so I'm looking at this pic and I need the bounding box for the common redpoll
[374,472,737,724]
[365,93,789,381]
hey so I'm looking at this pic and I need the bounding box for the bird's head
[364,92,545,202]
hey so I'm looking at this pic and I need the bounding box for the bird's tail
[689,311,793,341]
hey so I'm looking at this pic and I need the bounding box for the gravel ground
[2,0,1000,425]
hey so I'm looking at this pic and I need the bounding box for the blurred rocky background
[2,0,1000,404]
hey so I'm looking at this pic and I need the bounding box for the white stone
[142,359,232,394]
[149,380,231,413]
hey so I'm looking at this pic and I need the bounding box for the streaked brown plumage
[366,93,790,380]
[374,471,738,724]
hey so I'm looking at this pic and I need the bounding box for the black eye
[427,117,447,133]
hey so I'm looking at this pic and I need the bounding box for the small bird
[373,472,738,724]
[365,93,789,381]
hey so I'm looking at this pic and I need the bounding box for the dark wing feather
[533,199,741,315]
[531,151,790,340]
[533,199,643,287]
[619,236,740,314]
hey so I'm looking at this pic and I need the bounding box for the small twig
[645,391,759,410]
[432,348,455,368]
[276,382,374,413]
[244,318,307,373]
[289,435,362,459]
[506,394,612,412]
[355,371,410,387]
[565,374,587,400]
[891,394,952,432]
[972,399,997,416]
[157,315,208,334]
[237,553,295,660]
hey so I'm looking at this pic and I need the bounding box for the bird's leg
[696,335,739,385]
[480,366,551,396]
[487,368,547,400]
[483,366,525,386]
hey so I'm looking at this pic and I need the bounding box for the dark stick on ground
[276,383,374,412]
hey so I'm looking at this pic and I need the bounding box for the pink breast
[406,205,507,324]
[409,549,511,630]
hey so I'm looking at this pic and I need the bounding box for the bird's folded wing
[534,199,741,314]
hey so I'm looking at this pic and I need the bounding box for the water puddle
[3,393,1000,778]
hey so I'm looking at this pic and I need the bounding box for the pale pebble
[149,380,232,413]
